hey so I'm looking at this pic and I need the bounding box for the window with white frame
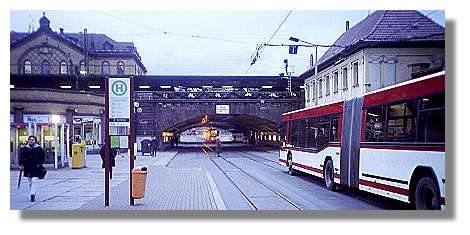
[102,61,110,75]
[79,61,86,74]
[60,61,68,74]
[352,62,359,87]
[342,66,348,90]
[305,83,310,102]
[24,60,32,74]
[318,78,323,98]
[325,75,330,96]
[117,61,125,75]
[333,71,339,93]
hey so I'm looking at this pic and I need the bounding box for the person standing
[216,138,222,157]
[100,144,117,179]
[150,136,158,157]
[19,136,45,202]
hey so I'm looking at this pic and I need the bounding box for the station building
[10,12,147,168]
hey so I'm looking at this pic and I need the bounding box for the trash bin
[131,167,148,199]
[72,142,86,169]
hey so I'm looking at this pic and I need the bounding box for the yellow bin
[131,167,148,199]
[72,142,86,169]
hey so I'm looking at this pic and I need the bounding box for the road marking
[204,170,227,210]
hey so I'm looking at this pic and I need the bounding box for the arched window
[101,61,110,75]
[24,60,32,74]
[117,61,125,75]
[79,61,86,74]
[42,60,50,74]
[60,61,68,74]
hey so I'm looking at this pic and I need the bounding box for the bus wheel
[414,176,441,210]
[288,157,296,175]
[324,160,336,191]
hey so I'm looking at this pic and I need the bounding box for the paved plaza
[10,151,226,211]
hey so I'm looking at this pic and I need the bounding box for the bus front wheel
[414,176,441,210]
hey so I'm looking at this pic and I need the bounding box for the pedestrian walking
[100,144,117,179]
[216,138,222,157]
[19,135,46,202]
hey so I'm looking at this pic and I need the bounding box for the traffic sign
[109,78,130,128]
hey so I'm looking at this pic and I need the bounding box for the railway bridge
[133,75,304,147]
[10,74,304,149]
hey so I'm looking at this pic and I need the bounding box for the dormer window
[103,41,114,50]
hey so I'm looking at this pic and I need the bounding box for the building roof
[301,10,445,79]
[10,13,147,73]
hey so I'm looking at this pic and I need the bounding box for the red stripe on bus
[359,179,409,196]
[363,75,445,108]
[282,101,343,121]
[360,144,445,152]
[282,143,444,153]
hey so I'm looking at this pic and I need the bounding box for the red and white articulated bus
[279,71,445,210]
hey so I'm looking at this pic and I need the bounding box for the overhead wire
[244,10,293,75]
[93,11,256,45]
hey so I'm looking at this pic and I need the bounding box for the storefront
[72,116,102,150]
[10,114,69,169]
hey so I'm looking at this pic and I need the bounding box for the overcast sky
[10,10,444,76]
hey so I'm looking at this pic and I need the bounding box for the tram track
[237,149,406,209]
[201,144,303,211]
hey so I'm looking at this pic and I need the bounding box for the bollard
[131,167,148,199]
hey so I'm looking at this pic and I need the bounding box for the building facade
[10,13,146,169]
[301,10,445,108]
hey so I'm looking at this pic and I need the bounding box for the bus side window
[330,115,339,142]
[365,106,386,142]
[306,117,318,149]
[386,101,417,142]
[417,95,445,143]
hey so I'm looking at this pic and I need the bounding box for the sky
[10,10,444,76]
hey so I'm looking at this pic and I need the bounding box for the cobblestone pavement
[10,151,226,211]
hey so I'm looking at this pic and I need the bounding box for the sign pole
[104,77,110,207]
[129,77,135,206]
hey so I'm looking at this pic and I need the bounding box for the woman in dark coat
[19,135,45,202]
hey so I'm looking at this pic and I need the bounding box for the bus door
[340,97,364,188]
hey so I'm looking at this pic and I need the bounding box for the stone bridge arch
[135,96,303,143]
